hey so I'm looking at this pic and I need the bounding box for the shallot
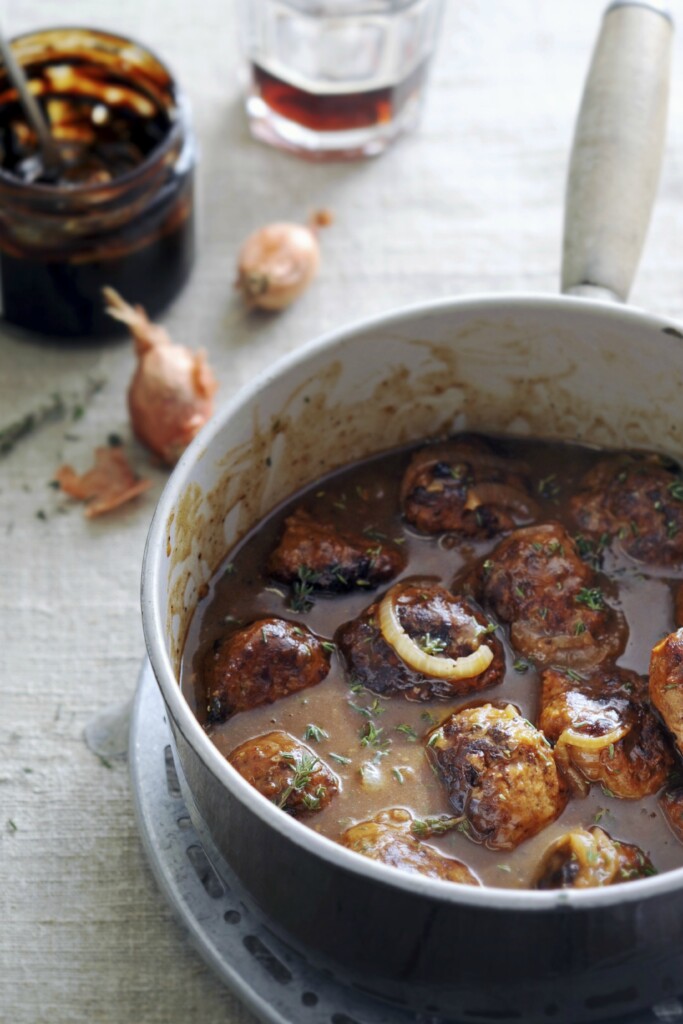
[236,211,331,311]
[55,445,152,518]
[103,288,218,465]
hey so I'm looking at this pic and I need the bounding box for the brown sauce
[181,436,683,889]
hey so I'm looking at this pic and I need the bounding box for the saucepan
[141,4,682,1021]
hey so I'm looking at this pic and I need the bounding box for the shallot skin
[236,221,321,311]
[103,288,218,465]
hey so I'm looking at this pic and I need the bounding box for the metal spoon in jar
[0,24,62,181]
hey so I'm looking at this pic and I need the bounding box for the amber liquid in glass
[251,59,428,133]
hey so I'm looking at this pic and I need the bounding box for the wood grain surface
[2,1,683,1021]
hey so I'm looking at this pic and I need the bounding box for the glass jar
[0,28,196,338]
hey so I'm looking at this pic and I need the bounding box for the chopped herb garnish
[395,724,418,741]
[575,587,605,611]
[321,641,336,654]
[565,668,588,683]
[667,519,679,539]
[574,621,587,636]
[392,767,405,784]
[304,723,329,743]
[514,584,526,599]
[301,785,327,811]
[668,481,683,502]
[420,711,436,724]
[289,565,319,613]
[482,559,493,576]
[411,815,464,838]
[261,627,269,644]
[419,633,447,656]
[359,721,388,748]
[264,586,285,597]
[497,863,512,873]
[513,659,529,673]
[427,730,443,748]
[223,562,236,575]
[278,752,322,808]
[329,752,352,766]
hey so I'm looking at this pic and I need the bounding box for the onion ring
[378,591,493,680]
[557,721,630,752]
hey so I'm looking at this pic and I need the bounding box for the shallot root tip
[102,286,169,354]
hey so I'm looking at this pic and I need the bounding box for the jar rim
[0,25,189,197]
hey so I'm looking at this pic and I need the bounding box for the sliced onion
[463,483,539,518]
[566,829,619,885]
[378,591,493,680]
[557,721,630,753]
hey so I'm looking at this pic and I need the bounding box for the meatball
[268,507,405,595]
[339,808,480,885]
[539,667,673,799]
[228,731,338,816]
[473,522,624,669]
[203,618,330,722]
[336,581,505,702]
[426,703,567,850]
[533,826,656,889]
[660,787,683,845]
[569,454,683,565]
[400,435,537,537]
[650,629,683,755]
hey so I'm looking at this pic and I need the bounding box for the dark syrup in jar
[0,29,196,338]
[251,58,428,133]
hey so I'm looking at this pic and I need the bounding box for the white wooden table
[2,2,683,1021]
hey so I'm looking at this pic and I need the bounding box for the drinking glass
[237,0,444,160]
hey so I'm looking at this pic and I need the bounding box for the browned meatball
[339,808,480,885]
[569,454,683,565]
[473,522,624,669]
[268,508,405,596]
[660,787,683,845]
[426,703,567,850]
[539,667,673,799]
[228,731,338,816]
[400,436,537,537]
[203,618,330,722]
[336,581,505,702]
[650,629,683,755]
[533,826,656,889]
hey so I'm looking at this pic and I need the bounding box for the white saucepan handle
[561,1,673,302]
